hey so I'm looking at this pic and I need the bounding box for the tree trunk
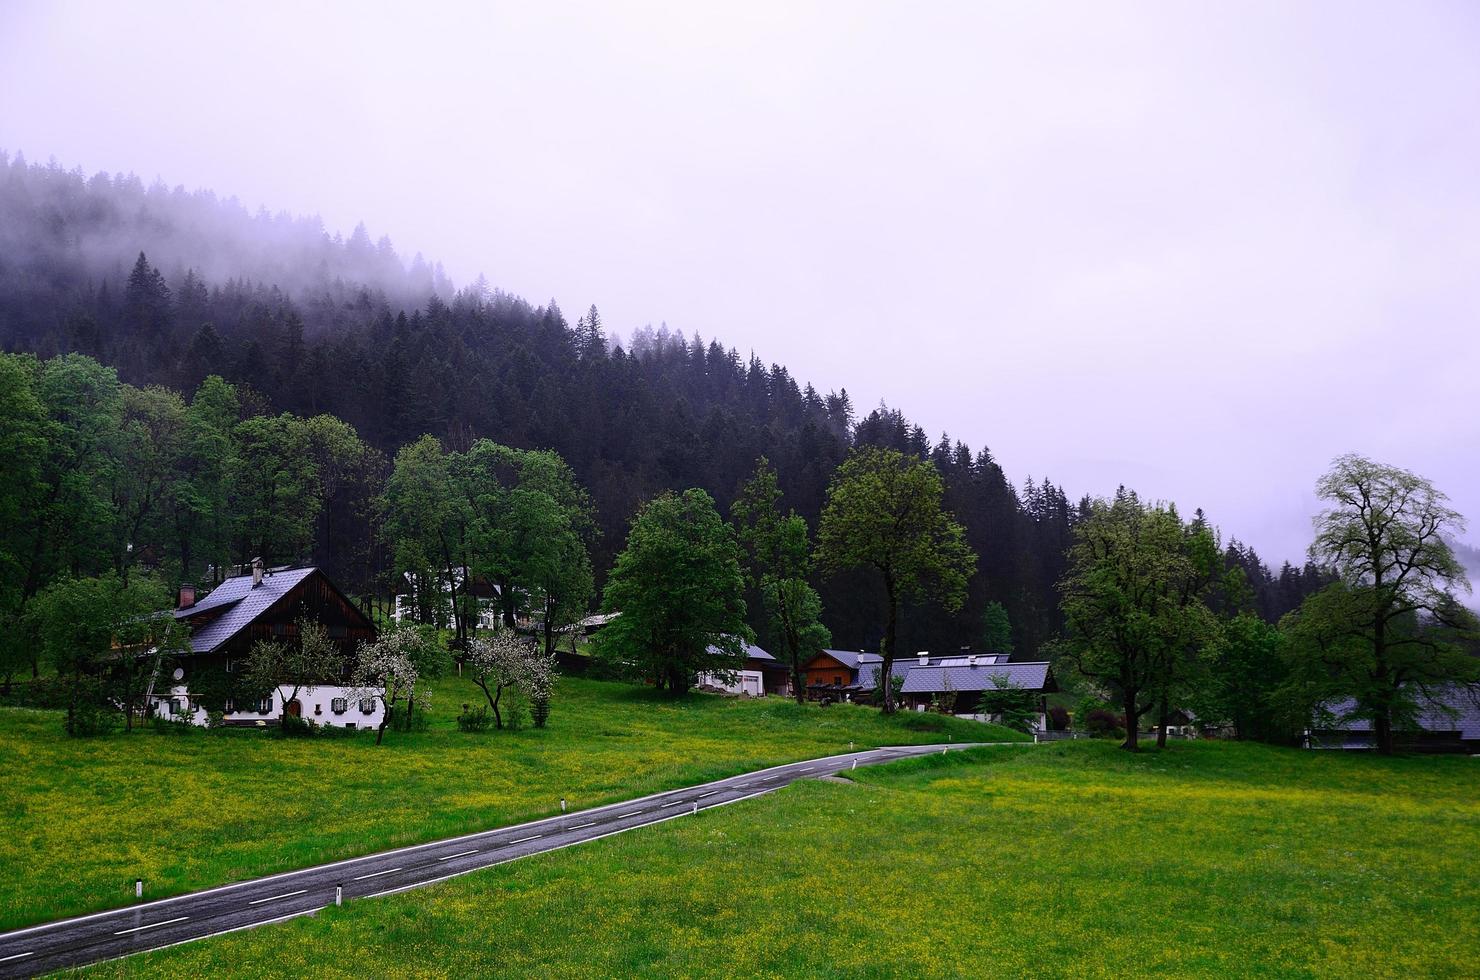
[1121,689,1139,751]
[1155,698,1169,749]
[881,572,898,714]
[1374,710,1394,756]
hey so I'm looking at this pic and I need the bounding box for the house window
[225,698,235,713]
[170,698,183,715]
[359,698,376,715]
[331,697,347,715]
[224,658,234,673]
[834,675,842,686]
[258,697,273,714]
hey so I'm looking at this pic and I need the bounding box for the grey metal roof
[177,567,317,654]
[705,641,781,665]
[819,649,866,670]
[1321,688,1480,740]
[899,662,1052,695]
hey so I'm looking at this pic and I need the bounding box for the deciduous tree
[815,448,974,712]
[1281,455,1479,754]
[596,489,751,695]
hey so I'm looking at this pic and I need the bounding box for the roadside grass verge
[79,739,1480,978]
[0,675,1021,931]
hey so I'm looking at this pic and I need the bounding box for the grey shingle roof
[176,567,317,654]
[819,649,865,670]
[899,662,1052,695]
[1321,688,1480,740]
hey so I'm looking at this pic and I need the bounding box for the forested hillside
[0,152,1329,656]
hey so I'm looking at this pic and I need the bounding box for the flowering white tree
[465,629,554,729]
[349,626,430,745]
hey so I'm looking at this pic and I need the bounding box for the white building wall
[697,669,766,697]
[150,683,386,730]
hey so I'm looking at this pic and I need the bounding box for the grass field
[80,740,1480,978]
[0,674,1020,931]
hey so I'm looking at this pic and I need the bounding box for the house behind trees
[148,560,380,728]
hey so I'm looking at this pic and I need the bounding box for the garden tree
[240,618,347,729]
[731,457,831,703]
[465,629,555,728]
[595,489,752,695]
[977,676,1038,732]
[815,447,974,712]
[382,435,473,644]
[1058,491,1223,751]
[511,491,594,659]
[108,385,186,582]
[26,574,183,734]
[981,601,1014,654]
[228,413,320,567]
[1279,455,1480,755]
[1191,613,1294,742]
[168,376,239,583]
[349,626,431,744]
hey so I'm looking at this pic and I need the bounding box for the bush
[151,714,196,736]
[531,695,551,729]
[1047,705,1070,731]
[205,710,227,729]
[1084,708,1125,739]
[65,677,120,736]
[457,704,493,733]
[503,692,529,732]
[278,713,317,737]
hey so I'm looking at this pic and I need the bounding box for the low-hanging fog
[1,0,1477,565]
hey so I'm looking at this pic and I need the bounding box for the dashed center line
[113,916,189,936]
[508,835,542,844]
[696,791,718,799]
[352,867,401,881]
[619,809,645,817]
[570,821,596,829]
[247,889,307,906]
[437,849,479,862]
[658,800,684,808]
[0,951,35,962]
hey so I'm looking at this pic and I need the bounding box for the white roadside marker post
[852,759,857,770]
[135,878,143,900]
[692,802,698,815]
[560,797,567,813]
[335,885,343,907]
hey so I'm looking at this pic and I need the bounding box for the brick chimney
[177,584,196,610]
[251,557,265,588]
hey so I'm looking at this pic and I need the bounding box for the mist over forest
[0,151,1335,655]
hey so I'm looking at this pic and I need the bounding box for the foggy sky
[2,1,1478,565]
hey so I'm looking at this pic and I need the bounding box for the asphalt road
[0,741,997,977]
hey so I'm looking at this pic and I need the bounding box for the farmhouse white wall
[150,683,386,730]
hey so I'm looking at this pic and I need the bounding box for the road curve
[0,741,1009,976]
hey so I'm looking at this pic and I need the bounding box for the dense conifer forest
[0,152,1331,657]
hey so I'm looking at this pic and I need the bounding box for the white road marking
[570,821,596,829]
[508,835,541,844]
[658,800,683,808]
[247,889,307,906]
[113,916,189,935]
[0,951,34,962]
[619,809,644,817]
[696,791,718,799]
[352,867,401,881]
[437,849,479,862]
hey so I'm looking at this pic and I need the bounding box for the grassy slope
[0,675,1020,931]
[83,741,1480,978]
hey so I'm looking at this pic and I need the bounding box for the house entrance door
[286,699,302,718]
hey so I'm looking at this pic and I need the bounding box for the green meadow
[81,740,1480,979]
[0,675,1019,931]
